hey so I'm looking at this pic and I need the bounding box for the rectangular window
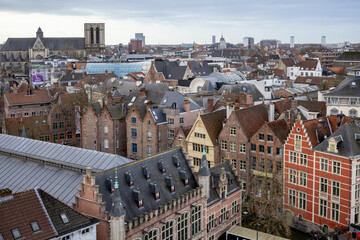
[116,139,119,149]
[60,134,64,140]
[267,160,273,173]
[276,147,282,156]
[147,145,152,156]
[299,153,307,166]
[321,158,328,171]
[320,178,328,193]
[289,169,297,184]
[259,145,264,153]
[299,172,307,187]
[332,181,340,197]
[11,114,15,118]
[299,192,306,210]
[131,117,136,124]
[331,203,339,222]
[295,135,301,148]
[167,118,174,125]
[59,122,64,129]
[267,135,273,142]
[277,161,282,171]
[67,132,72,139]
[167,129,174,139]
[251,157,256,170]
[40,111,44,116]
[45,135,49,142]
[132,143,137,153]
[193,157,201,167]
[356,184,360,200]
[357,165,360,177]
[32,112,36,116]
[333,161,341,175]
[192,143,209,153]
[259,158,265,171]
[251,144,256,152]
[267,146,273,155]
[194,132,205,138]
[231,159,237,169]
[240,161,246,171]
[208,214,215,229]
[53,122,58,130]
[230,142,236,152]
[55,113,60,119]
[290,151,297,163]
[239,143,246,153]
[104,139,109,149]
[230,126,236,136]
[131,128,137,138]
[232,201,238,215]
[259,133,264,140]
[289,189,296,206]
[320,199,327,217]
[221,141,227,150]
[180,117,184,124]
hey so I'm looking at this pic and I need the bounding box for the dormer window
[158,161,166,173]
[166,176,175,192]
[179,170,188,186]
[126,172,135,186]
[60,212,69,223]
[133,189,143,208]
[173,155,180,168]
[142,166,150,180]
[150,182,160,200]
[328,135,343,153]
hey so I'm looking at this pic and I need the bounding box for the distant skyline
[0,0,359,45]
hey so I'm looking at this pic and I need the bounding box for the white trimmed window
[221,141,227,150]
[230,126,236,136]
[289,169,297,184]
[321,158,328,171]
[356,165,360,177]
[104,139,109,149]
[332,181,340,197]
[191,205,202,236]
[162,221,174,240]
[290,151,297,163]
[289,189,296,206]
[177,212,188,240]
[356,184,360,200]
[104,125,108,134]
[333,161,341,175]
[299,153,307,166]
[320,178,328,193]
[320,199,327,217]
[144,229,158,240]
[299,192,306,210]
[239,161,246,171]
[295,135,301,148]
[230,142,236,152]
[239,143,246,153]
[331,203,340,222]
[299,172,307,187]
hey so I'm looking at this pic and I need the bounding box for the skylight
[30,221,41,232]
[60,213,69,223]
[11,229,22,239]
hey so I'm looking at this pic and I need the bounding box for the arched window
[177,212,188,240]
[191,205,202,236]
[161,221,174,240]
[96,27,100,44]
[144,229,158,240]
[90,27,94,44]
[349,109,358,118]
[330,108,339,115]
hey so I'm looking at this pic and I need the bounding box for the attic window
[30,221,41,232]
[11,229,22,239]
[173,155,180,168]
[60,213,69,223]
[133,189,143,208]
[179,170,188,185]
[158,161,166,173]
[142,166,150,180]
[166,176,175,192]
[150,182,160,200]
[126,172,135,186]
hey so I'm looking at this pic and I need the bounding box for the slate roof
[0,134,133,205]
[154,61,187,80]
[208,162,240,205]
[1,37,85,51]
[150,108,167,123]
[4,89,52,106]
[324,75,360,97]
[190,61,211,76]
[211,49,241,59]
[336,52,360,61]
[159,91,201,112]
[314,121,360,157]
[59,70,87,83]
[200,109,226,145]
[94,148,199,222]
[107,104,126,119]
[0,188,98,240]
[233,104,269,139]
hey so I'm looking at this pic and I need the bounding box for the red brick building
[283,115,357,232]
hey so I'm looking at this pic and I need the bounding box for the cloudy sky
[0,0,359,45]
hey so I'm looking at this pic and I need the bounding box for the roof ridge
[34,188,58,236]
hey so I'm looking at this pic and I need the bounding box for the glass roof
[85,62,152,77]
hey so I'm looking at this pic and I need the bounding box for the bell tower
[84,23,105,53]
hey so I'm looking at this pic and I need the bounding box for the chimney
[246,94,254,106]
[207,98,214,113]
[0,188,12,198]
[184,99,190,112]
[269,102,275,122]
[140,87,146,98]
[226,102,235,119]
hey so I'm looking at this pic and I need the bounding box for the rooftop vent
[149,182,160,200]
[133,189,143,208]
[125,172,135,187]
[173,155,180,168]
[158,160,166,174]
[179,170,188,185]
[142,166,150,180]
[166,176,175,192]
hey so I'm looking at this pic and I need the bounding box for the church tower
[84,23,105,53]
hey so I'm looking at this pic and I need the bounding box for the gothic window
[177,212,188,240]
[162,221,174,240]
[96,27,100,44]
[144,229,158,240]
[90,27,94,44]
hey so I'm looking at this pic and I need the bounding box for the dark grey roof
[201,80,216,94]
[159,91,201,112]
[0,53,6,62]
[1,37,85,51]
[336,52,360,61]
[95,148,199,222]
[124,83,169,117]
[59,70,87,83]
[190,61,211,76]
[198,154,210,176]
[0,134,133,205]
[208,162,240,205]
[92,101,102,115]
[314,121,360,157]
[150,108,166,123]
[154,61,187,80]
[38,188,98,236]
[211,49,241,59]
[107,104,126,119]
[178,79,192,87]
[324,75,360,97]
[218,83,264,101]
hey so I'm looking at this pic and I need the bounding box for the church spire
[110,168,125,217]
[36,27,43,39]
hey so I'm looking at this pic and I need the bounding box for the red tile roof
[281,58,296,67]
[294,76,332,85]
[296,60,318,70]
[200,109,226,145]
[0,189,55,240]
[4,89,52,106]
[267,119,290,143]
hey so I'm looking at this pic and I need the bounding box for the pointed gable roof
[200,109,226,145]
[233,104,268,139]
[266,119,290,144]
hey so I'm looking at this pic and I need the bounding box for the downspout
[348,157,352,228]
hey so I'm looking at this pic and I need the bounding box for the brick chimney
[0,188,12,198]
[140,87,146,98]
[207,98,214,112]
[184,99,190,112]
[246,94,254,106]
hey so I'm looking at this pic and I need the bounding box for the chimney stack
[0,188,12,198]
[140,87,146,98]
[269,102,275,122]
[184,99,190,112]
[226,102,235,119]
[207,98,214,113]
[246,94,254,106]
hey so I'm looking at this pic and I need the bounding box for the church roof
[1,37,85,51]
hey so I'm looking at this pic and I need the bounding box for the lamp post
[256,223,261,240]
